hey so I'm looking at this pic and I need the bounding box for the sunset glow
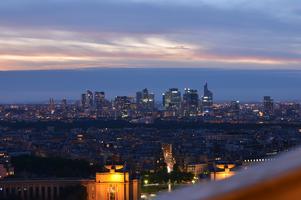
[0,0,300,70]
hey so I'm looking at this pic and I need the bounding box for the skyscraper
[94,91,105,109]
[113,96,134,118]
[81,93,86,109]
[183,88,199,117]
[61,98,67,110]
[201,83,213,114]
[86,90,94,108]
[81,90,94,109]
[263,96,274,119]
[229,100,240,120]
[136,88,155,111]
[162,88,182,111]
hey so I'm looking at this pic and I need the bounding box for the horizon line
[1,67,301,72]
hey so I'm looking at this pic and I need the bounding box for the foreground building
[0,165,140,200]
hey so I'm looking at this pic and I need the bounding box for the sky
[0,1,300,102]
[1,68,301,103]
[0,0,300,70]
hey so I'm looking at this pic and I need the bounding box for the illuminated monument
[210,164,236,181]
[162,144,176,173]
[0,165,140,200]
[92,165,140,200]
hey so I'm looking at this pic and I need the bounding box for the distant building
[0,152,14,179]
[94,91,105,109]
[81,90,94,109]
[61,98,67,110]
[201,83,213,115]
[183,88,199,117]
[229,100,240,120]
[279,103,300,120]
[162,88,182,115]
[81,93,87,108]
[263,96,274,119]
[113,96,135,118]
[136,88,155,112]
[86,90,94,108]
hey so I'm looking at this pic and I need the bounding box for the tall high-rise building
[86,90,94,108]
[162,88,182,110]
[183,88,199,117]
[113,96,134,118]
[61,98,67,110]
[94,91,105,109]
[201,83,213,114]
[229,100,240,120]
[136,88,155,111]
[81,93,86,108]
[263,96,274,118]
[81,90,94,109]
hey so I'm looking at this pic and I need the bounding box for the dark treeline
[11,155,102,178]
[1,185,87,200]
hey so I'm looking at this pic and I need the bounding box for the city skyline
[0,68,301,103]
[0,0,300,71]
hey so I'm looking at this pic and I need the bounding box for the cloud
[0,0,300,70]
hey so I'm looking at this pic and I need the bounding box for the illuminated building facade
[113,96,135,118]
[94,92,105,108]
[0,152,14,180]
[201,83,213,115]
[263,96,274,119]
[185,163,208,177]
[182,88,199,117]
[94,165,140,200]
[229,100,240,120]
[86,90,94,109]
[162,88,182,116]
[162,144,176,173]
[81,93,87,108]
[0,165,140,200]
[210,164,236,181]
[136,88,155,112]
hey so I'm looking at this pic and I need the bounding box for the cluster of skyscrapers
[77,83,214,119]
[73,84,294,121]
[162,84,213,117]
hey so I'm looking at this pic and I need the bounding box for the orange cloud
[0,27,300,71]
